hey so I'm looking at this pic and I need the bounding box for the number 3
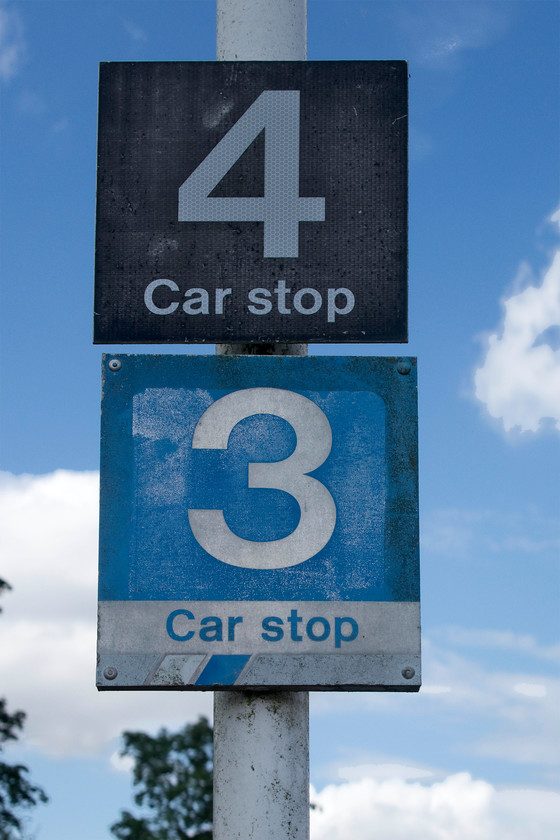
[188,388,336,569]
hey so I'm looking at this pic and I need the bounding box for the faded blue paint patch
[195,655,251,686]
[130,388,385,601]
[99,355,419,604]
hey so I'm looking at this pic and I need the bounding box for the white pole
[215,0,307,357]
[217,0,306,61]
[213,3,310,839]
[214,692,310,839]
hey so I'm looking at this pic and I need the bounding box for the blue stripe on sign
[195,655,251,686]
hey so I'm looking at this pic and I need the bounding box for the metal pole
[217,0,307,61]
[214,692,309,839]
[213,2,310,839]
[216,0,307,358]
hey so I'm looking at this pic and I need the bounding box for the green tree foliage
[110,716,213,840]
[0,579,48,840]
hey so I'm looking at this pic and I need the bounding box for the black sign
[94,61,407,344]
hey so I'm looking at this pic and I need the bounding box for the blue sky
[0,1,559,838]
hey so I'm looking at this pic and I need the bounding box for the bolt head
[397,358,411,375]
[103,666,118,680]
[401,667,415,680]
[108,359,121,371]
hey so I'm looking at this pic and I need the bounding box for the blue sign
[97,355,420,691]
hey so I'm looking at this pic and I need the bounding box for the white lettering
[215,288,232,315]
[274,279,291,314]
[144,279,180,315]
[294,288,322,315]
[183,288,209,315]
[328,288,355,322]
[248,288,272,315]
[143,281,357,321]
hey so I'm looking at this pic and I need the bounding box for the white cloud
[310,772,560,840]
[0,1,25,82]
[0,470,99,620]
[312,633,560,768]
[421,506,560,564]
[109,750,134,775]
[122,18,147,43]
[422,684,452,695]
[396,1,510,69]
[0,471,211,757]
[421,507,485,558]
[474,209,560,433]
[514,683,547,699]
[436,626,560,665]
[339,763,434,783]
[421,637,560,768]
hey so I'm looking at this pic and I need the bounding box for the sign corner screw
[397,358,411,375]
[401,667,415,680]
[108,359,121,372]
[103,666,118,680]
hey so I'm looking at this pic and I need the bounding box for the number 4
[178,91,325,258]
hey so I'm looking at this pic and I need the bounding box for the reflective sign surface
[94,62,408,344]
